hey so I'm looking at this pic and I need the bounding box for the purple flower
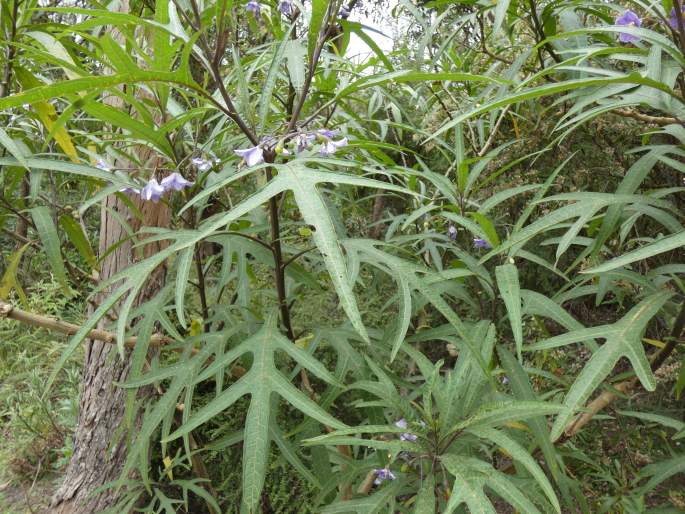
[246,0,260,16]
[119,186,139,194]
[317,129,338,139]
[161,172,193,191]
[140,179,165,202]
[616,10,641,43]
[447,224,457,241]
[192,157,212,172]
[295,133,315,152]
[671,6,685,30]
[278,0,291,15]
[96,159,110,171]
[234,145,264,166]
[319,137,348,156]
[339,6,350,19]
[394,418,417,442]
[373,468,396,485]
[473,238,491,249]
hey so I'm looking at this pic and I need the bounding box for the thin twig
[478,105,511,157]
[281,246,316,269]
[613,108,684,127]
[0,300,172,348]
[285,3,335,134]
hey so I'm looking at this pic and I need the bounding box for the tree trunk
[51,2,171,511]
[51,194,170,514]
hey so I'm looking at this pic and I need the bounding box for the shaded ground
[0,477,56,514]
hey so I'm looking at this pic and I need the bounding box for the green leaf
[83,101,174,158]
[469,212,500,247]
[0,128,29,169]
[345,239,490,377]
[174,247,194,329]
[521,289,597,351]
[337,71,505,98]
[413,474,435,514]
[498,347,569,500]
[429,73,681,142]
[0,157,133,184]
[478,185,541,214]
[442,456,496,514]
[583,232,685,274]
[31,206,69,292]
[468,426,560,513]
[320,479,403,513]
[59,215,97,268]
[531,291,673,440]
[491,0,511,36]
[486,469,543,514]
[285,40,307,92]
[482,194,662,263]
[24,31,83,81]
[182,164,412,344]
[389,275,411,362]
[0,70,205,110]
[258,28,294,133]
[451,401,563,432]
[495,264,522,360]
[638,454,685,495]
[163,316,344,514]
[617,410,685,436]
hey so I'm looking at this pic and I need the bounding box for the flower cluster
[234,129,348,167]
[139,173,194,202]
[246,0,292,17]
[97,158,194,202]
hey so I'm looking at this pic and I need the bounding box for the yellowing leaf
[497,446,512,458]
[14,67,79,162]
[643,338,666,349]
[33,100,79,162]
[163,456,173,480]
[0,244,30,305]
[295,334,313,349]
[189,318,203,337]
[504,421,529,431]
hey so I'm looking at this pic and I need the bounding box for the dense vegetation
[1,0,685,512]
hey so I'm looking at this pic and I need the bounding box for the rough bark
[51,2,171,511]
[51,193,170,514]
